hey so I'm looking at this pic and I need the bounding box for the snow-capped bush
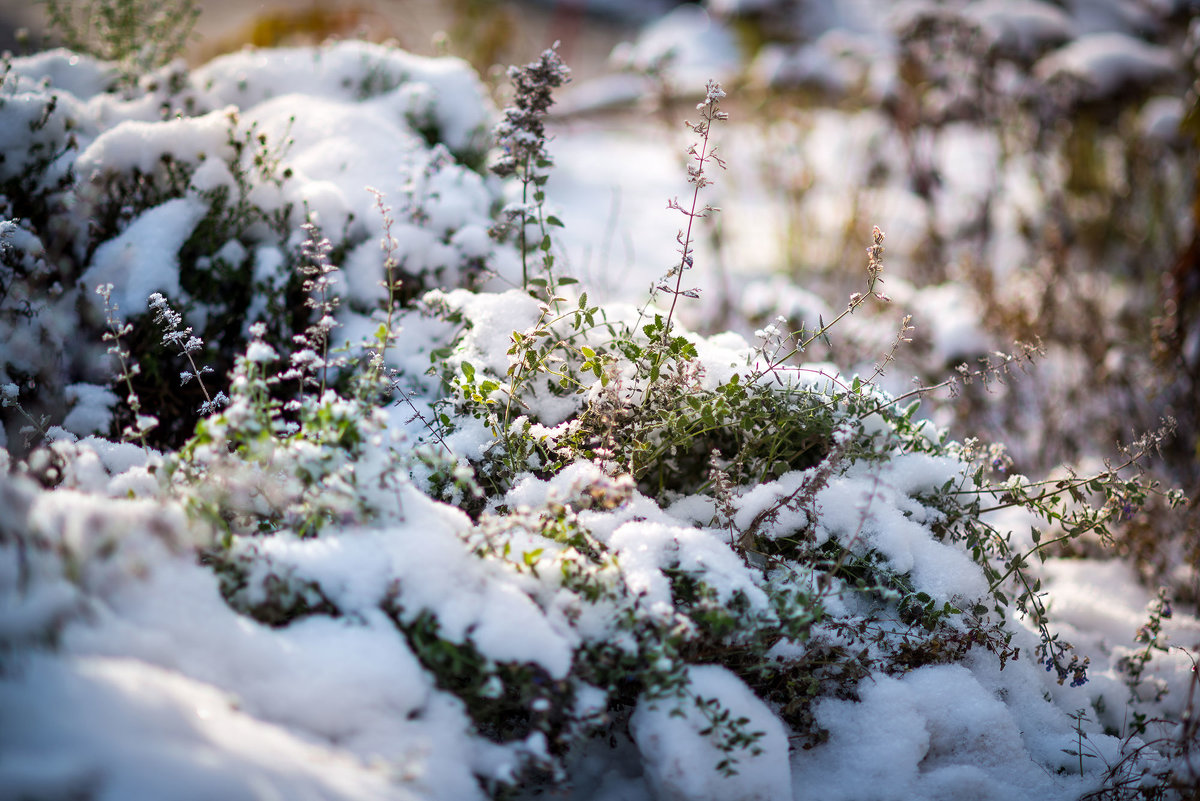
[0,40,501,451]
[2,32,1198,801]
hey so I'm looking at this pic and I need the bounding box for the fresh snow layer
[631,664,792,801]
[0,654,413,801]
[81,197,209,318]
[790,661,1095,800]
[964,0,1075,60]
[5,434,1179,801]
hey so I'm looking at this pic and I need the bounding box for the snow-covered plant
[97,284,155,445]
[295,221,343,397]
[40,0,199,81]
[660,79,728,336]
[4,33,1198,801]
[0,40,503,454]
[148,291,228,416]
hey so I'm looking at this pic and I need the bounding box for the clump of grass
[40,0,200,81]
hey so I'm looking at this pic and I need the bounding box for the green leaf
[461,362,475,383]
[540,234,552,251]
[578,292,588,310]
[546,215,565,227]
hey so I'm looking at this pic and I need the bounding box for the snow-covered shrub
[0,40,502,452]
[2,37,1198,801]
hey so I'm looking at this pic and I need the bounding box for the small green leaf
[546,215,565,227]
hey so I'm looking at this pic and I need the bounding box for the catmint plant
[491,43,571,294]
[98,284,156,444]
[662,79,728,336]
[295,221,344,396]
[148,292,228,415]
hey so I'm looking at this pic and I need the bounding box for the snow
[631,664,792,801]
[81,197,209,318]
[1140,95,1185,144]
[0,654,412,801]
[189,42,492,155]
[62,382,119,436]
[749,31,877,95]
[610,5,741,93]
[791,662,1097,800]
[964,0,1075,61]
[7,49,117,98]
[811,458,990,602]
[74,107,235,179]
[1034,33,1178,101]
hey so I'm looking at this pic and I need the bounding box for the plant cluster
[2,30,1197,801]
[725,4,1199,654]
[0,40,499,456]
[39,0,200,83]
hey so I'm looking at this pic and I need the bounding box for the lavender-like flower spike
[491,44,571,293]
[700,80,726,108]
[491,43,571,181]
[147,291,227,414]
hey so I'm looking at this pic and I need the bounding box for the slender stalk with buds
[663,80,728,337]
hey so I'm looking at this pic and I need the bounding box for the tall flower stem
[663,80,727,338]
